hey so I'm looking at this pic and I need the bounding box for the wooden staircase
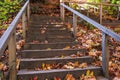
[17,15,107,80]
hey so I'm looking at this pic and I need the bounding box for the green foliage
[83,21,95,30]
[87,0,101,3]
[110,0,120,4]
[0,1,21,29]
[69,3,79,10]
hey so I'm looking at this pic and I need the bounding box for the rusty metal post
[102,32,109,79]
[9,31,16,80]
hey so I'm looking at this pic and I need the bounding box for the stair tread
[21,48,85,58]
[26,41,79,45]
[29,24,65,27]
[21,56,92,61]
[20,56,93,69]
[22,48,85,52]
[24,42,80,49]
[18,66,102,75]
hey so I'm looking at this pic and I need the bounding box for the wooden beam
[60,5,65,21]
[27,0,30,21]
[102,32,109,79]
[9,32,16,80]
[22,11,26,39]
[73,14,77,35]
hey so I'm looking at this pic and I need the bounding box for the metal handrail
[0,0,30,80]
[61,3,120,42]
[62,1,120,7]
[62,1,120,24]
[60,2,120,79]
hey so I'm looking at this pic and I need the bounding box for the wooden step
[17,67,104,80]
[25,35,46,42]
[21,49,85,58]
[27,29,72,36]
[26,34,72,38]
[20,56,93,69]
[28,26,67,31]
[26,37,75,43]
[24,42,81,50]
[48,37,74,42]
[30,15,62,21]
[29,24,65,28]
[26,30,73,38]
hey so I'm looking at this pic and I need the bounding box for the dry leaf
[32,40,39,44]
[113,77,120,80]
[54,77,61,80]
[0,62,4,70]
[116,47,120,51]
[70,54,77,57]
[80,70,96,80]
[16,44,21,50]
[79,63,88,68]
[66,23,72,30]
[33,76,38,80]
[16,59,20,70]
[74,61,79,67]
[65,74,75,80]
[89,51,97,57]
[42,63,46,70]
[61,55,65,58]
[46,48,51,50]
[63,46,70,50]
[86,40,94,45]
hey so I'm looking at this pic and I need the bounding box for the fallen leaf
[46,48,51,50]
[0,63,4,70]
[65,74,75,80]
[79,63,88,68]
[63,46,70,50]
[33,76,38,80]
[16,59,20,70]
[54,77,61,80]
[61,55,65,58]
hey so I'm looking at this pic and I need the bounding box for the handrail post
[27,0,30,21]
[102,32,109,79]
[87,6,89,17]
[9,31,16,80]
[100,3,103,24]
[73,13,77,35]
[22,11,26,39]
[60,0,65,21]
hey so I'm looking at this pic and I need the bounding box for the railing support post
[87,6,90,17]
[22,11,26,39]
[60,0,65,21]
[102,32,109,79]
[9,31,16,80]
[27,0,30,21]
[100,3,103,24]
[73,14,77,35]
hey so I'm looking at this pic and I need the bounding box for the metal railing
[0,0,30,80]
[62,1,120,25]
[60,2,120,79]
